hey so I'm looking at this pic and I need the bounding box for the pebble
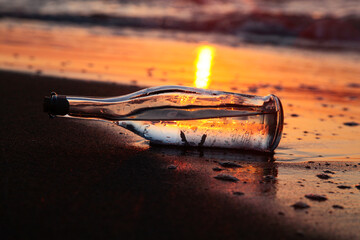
[263,175,276,181]
[296,230,304,237]
[316,174,331,180]
[219,162,242,168]
[305,194,328,202]
[233,191,245,196]
[248,86,258,93]
[347,83,360,88]
[274,85,283,91]
[343,122,359,127]
[332,205,344,209]
[214,174,239,182]
[323,170,335,174]
[291,114,299,117]
[168,165,177,170]
[337,185,351,189]
[292,201,310,209]
[212,167,224,171]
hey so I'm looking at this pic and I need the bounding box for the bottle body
[44,86,283,152]
[119,112,280,151]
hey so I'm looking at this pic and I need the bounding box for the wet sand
[1,70,359,240]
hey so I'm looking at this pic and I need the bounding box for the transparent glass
[61,86,283,152]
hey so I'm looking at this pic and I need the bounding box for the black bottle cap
[43,92,69,116]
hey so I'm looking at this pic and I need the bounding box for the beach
[1,3,360,239]
[0,70,359,239]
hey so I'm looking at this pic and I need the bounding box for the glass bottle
[44,86,283,152]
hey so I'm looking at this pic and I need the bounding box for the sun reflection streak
[195,45,214,89]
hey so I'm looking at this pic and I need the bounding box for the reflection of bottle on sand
[44,86,283,152]
[148,145,278,196]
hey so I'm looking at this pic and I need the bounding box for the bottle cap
[43,92,69,116]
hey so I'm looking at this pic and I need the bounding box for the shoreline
[2,65,359,162]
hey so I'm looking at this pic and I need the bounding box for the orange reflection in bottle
[194,45,214,89]
[155,117,269,150]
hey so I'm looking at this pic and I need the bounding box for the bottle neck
[44,87,280,122]
[66,95,122,120]
[44,93,124,120]
[43,92,70,116]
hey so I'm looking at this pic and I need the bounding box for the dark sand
[1,70,359,240]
